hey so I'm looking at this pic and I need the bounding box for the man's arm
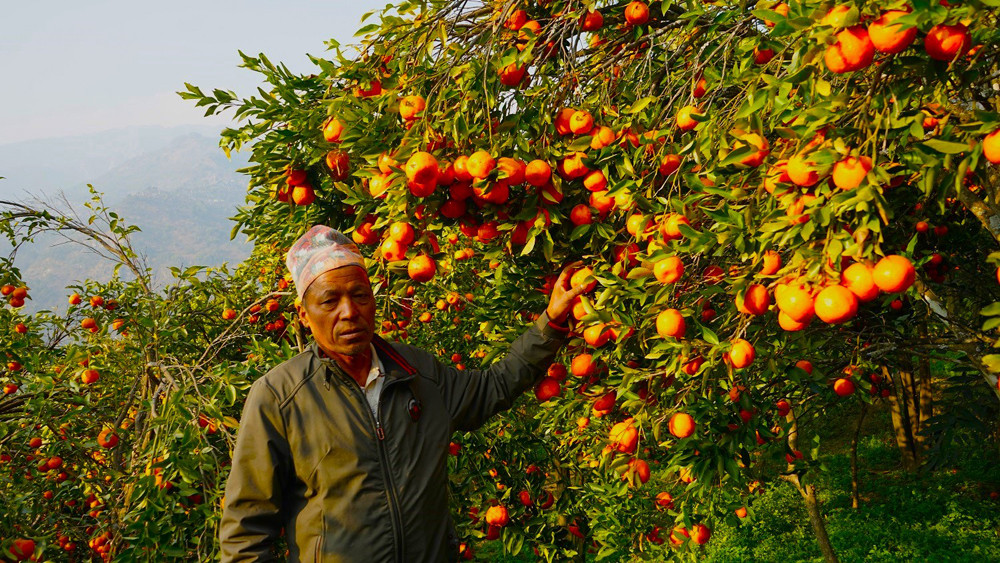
[219,379,291,562]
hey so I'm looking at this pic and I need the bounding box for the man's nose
[337,296,363,318]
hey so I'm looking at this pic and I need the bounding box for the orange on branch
[832,155,872,190]
[654,256,684,284]
[656,309,686,339]
[925,23,970,61]
[868,10,916,54]
[466,150,496,179]
[668,412,696,439]
[872,255,915,293]
[813,285,859,324]
[840,263,879,301]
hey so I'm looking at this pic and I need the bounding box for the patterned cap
[286,225,367,300]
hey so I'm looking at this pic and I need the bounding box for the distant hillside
[0,127,252,314]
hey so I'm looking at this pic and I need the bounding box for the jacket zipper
[328,364,406,563]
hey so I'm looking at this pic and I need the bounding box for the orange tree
[4,0,1000,560]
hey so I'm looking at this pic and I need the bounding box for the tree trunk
[851,403,868,509]
[885,365,920,472]
[782,408,840,563]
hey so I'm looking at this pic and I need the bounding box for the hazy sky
[0,0,386,145]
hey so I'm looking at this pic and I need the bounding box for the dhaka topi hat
[286,225,367,301]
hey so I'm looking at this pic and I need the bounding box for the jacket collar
[312,338,416,388]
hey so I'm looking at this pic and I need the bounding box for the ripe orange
[590,126,616,149]
[369,173,392,199]
[97,428,119,448]
[466,151,495,179]
[925,23,970,61]
[570,267,598,292]
[692,76,707,98]
[675,105,701,131]
[760,250,782,276]
[496,157,525,185]
[485,505,509,527]
[222,308,237,320]
[570,204,593,226]
[825,25,875,73]
[499,63,526,86]
[831,155,872,190]
[813,285,859,324]
[872,255,915,293]
[736,507,748,518]
[380,238,407,262]
[322,117,344,143]
[325,150,350,181]
[583,170,607,192]
[624,1,650,25]
[868,10,917,54]
[763,3,789,27]
[625,213,649,237]
[571,353,596,377]
[754,47,776,65]
[659,154,681,176]
[609,419,638,453]
[628,459,651,484]
[580,9,603,31]
[820,5,853,28]
[524,159,552,186]
[534,377,561,402]
[504,9,527,30]
[584,323,611,347]
[388,222,415,245]
[516,20,542,52]
[399,95,426,120]
[729,339,755,369]
[558,152,589,179]
[590,190,614,214]
[291,185,315,206]
[983,129,1000,164]
[776,282,814,322]
[555,107,576,135]
[741,284,771,315]
[787,152,825,186]
[352,219,379,245]
[659,213,690,241]
[778,311,810,331]
[833,377,855,396]
[668,412,696,439]
[654,256,684,284]
[840,263,879,301]
[81,369,100,384]
[405,151,439,185]
[569,110,594,135]
[735,133,770,167]
[656,309,686,339]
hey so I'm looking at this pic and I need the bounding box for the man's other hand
[545,261,589,325]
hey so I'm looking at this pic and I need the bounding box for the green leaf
[981,302,1000,317]
[921,139,970,154]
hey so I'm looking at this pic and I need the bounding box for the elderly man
[220,225,585,562]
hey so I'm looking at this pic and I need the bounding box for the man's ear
[295,302,311,332]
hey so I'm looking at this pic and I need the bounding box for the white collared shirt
[362,343,385,417]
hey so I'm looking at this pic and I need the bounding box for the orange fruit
[868,10,916,54]
[580,9,603,31]
[840,263,879,302]
[590,126,616,150]
[499,63,526,86]
[399,95,426,120]
[776,282,815,322]
[668,412,696,438]
[352,220,378,245]
[322,117,344,142]
[675,105,701,131]
[820,4,854,28]
[485,505,509,527]
[832,155,872,190]
[609,419,638,453]
[584,323,611,347]
[736,507,748,518]
[787,152,825,186]
[740,284,771,315]
[654,256,684,284]
[388,221,415,245]
[583,170,607,192]
[452,155,472,181]
[524,159,552,186]
[405,151,439,185]
[983,129,1000,164]
[735,133,770,167]
[872,255,915,293]
[763,3,789,27]
[825,25,874,73]
[534,377,561,402]
[625,213,649,237]
[833,378,855,396]
[760,250,782,276]
[466,151,495,179]
[569,110,594,135]
[924,23,970,61]
[378,152,398,174]
[590,190,615,213]
[555,107,576,135]
[624,1,650,26]
[325,150,350,181]
[558,152,589,179]
[656,309,686,339]
[571,353,596,377]
[570,267,598,292]
[504,9,528,30]
[380,238,407,261]
[659,154,681,176]
[408,255,436,282]
[692,76,707,98]
[796,360,813,374]
[496,157,525,185]
[570,204,593,225]
[813,285,859,324]
[729,339,755,369]
[516,20,542,51]
[291,185,315,206]
[659,213,690,241]
[754,47,776,65]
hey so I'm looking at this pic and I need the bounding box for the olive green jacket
[219,312,567,562]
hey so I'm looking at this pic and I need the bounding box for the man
[220,225,585,562]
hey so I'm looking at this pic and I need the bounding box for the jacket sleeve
[428,311,568,432]
[219,378,292,562]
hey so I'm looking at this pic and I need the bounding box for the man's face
[296,266,376,358]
